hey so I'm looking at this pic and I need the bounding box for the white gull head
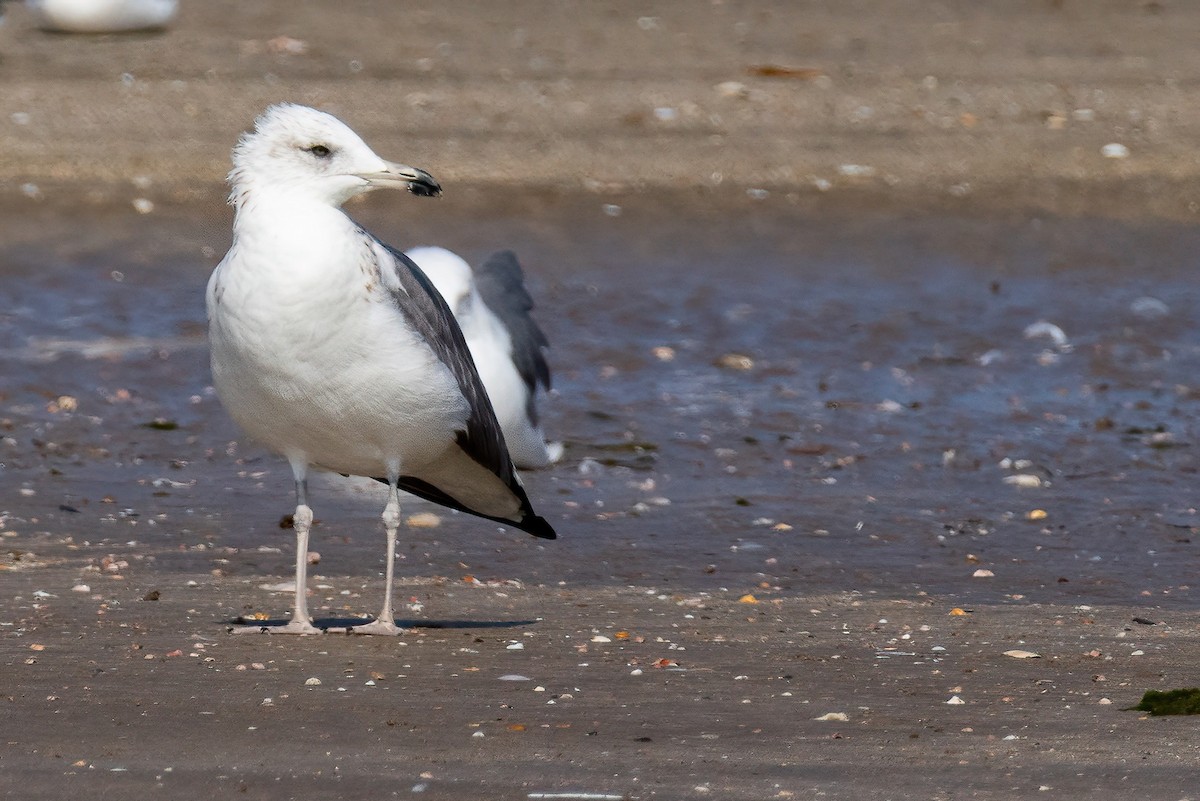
[405,246,477,319]
[228,103,441,209]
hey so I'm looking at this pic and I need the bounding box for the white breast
[207,203,469,477]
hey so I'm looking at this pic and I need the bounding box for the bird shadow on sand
[227,616,539,633]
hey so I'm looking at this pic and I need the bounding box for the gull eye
[306,144,332,158]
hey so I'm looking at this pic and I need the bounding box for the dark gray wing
[474,251,552,412]
[372,239,555,540]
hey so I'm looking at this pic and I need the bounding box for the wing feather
[373,241,556,539]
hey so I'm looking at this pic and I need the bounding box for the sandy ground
[3,3,1200,800]
[3,0,1200,217]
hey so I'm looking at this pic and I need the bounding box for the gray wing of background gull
[473,250,552,425]
[368,239,556,540]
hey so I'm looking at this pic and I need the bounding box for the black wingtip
[520,514,558,540]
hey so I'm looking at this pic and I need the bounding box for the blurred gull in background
[26,0,177,32]
[407,246,563,470]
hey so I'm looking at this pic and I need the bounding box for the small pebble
[715,353,754,371]
[715,80,749,98]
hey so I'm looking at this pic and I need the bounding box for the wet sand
[3,3,1200,800]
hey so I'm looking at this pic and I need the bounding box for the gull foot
[231,618,322,635]
[346,618,406,636]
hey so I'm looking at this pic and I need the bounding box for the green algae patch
[1127,688,1200,716]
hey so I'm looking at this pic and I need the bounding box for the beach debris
[746,65,825,80]
[1129,296,1169,320]
[1127,688,1200,715]
[715,80,749,98]
[1025,509,1048,521]
[1023,321,1069,349]
[1003,474,1042,488]
[738,594,759,604]
[498,674,531,681]
[814,712,849,721]
[977,348,1003,366]
[715,353,754,371]
[1101,142,1130,159]
[406,512,441,528]
[949,607,970,616]
[267,36,308,55]
[304,677,322,686]
[972,569,994,578]
[946,695,966,705]
[1003,649,1041,659]
[837,163,876,178]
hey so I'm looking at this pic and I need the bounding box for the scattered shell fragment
[406,512,441,528]
[71,584,91,593]
[498,674,531,681]
[837,163,876,178]
[946,695,966,705]
[267,36,308,55]
[1003,649,1042,659]
[715,353,754,371]
[1026,509,1048,521]
[738,594,759,604]
[132,198,155,214]
[590,635,611,643]
[972,569,995,578]
[715,80,749,98]
[652,346,676,361]
[814,712,849,721]
[1004,474,1043,488]
[304,677,322,686]
[1130,296,1169,320]
[1101,142,1130,159]
[949,607,969,616]
[1023,321,1069,349]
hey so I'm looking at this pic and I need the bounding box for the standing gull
[405,246,563,469]
[207,104,556,635]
